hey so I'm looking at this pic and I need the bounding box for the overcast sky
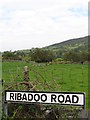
[0,0,89,52]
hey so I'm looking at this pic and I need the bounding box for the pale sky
[0,0,89,52]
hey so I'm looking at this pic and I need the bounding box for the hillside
[43,36,88,52]
[2,36,89,61]
[5,36,88,56]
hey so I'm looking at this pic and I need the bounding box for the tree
[62,51,80,62]
[80,52,88,62]
[31,48,56,63]
[2,51,22,60]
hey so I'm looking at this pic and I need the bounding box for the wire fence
[2,63,88,92]
[1,62,88,119]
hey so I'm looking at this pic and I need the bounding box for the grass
[2,61,88,109]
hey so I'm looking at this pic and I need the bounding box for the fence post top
[24,66,29,72]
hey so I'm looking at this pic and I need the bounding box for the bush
[31,48,56,63]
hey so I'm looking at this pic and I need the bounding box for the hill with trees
[2,36,89,63]
[43,36,88,51]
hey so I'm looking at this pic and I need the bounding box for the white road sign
[5,91,85,106]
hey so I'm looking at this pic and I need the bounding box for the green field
[2,61,88,109]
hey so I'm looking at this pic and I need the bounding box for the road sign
[5,90,85,106]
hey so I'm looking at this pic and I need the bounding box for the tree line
[2,48,89,63]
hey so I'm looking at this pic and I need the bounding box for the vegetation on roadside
[2,61,88,119]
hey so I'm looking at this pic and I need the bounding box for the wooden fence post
[24,66,30,90]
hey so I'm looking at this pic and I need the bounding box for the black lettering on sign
[58,95,64,103]
[51,94,56,102]
[41,94,47,102]
[72,95,79,103]
[28,94,33,101]
[10,93,14,100]
[22,93,27,101]
[65,95,71,103]
[17,93,22,100]
[15,93,17,100]
[34,94,40,102]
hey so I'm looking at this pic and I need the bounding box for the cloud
[0,0,89,51]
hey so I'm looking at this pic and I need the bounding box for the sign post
[4,102,8,117]
[4,90,86,118]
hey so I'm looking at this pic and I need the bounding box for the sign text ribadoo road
[5,91,85,107]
